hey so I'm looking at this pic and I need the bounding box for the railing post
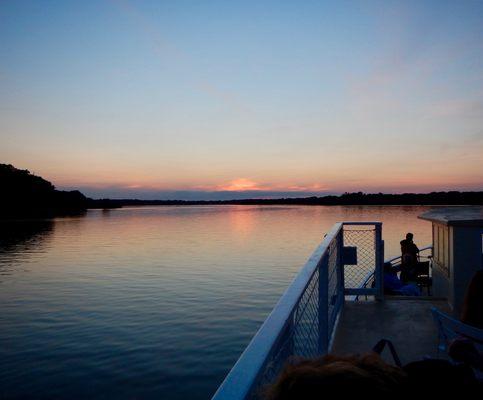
[318,254,329,355]
[280,313,295,362]
[374,224,384,301]
[337,228,345,300]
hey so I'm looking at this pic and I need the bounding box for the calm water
[0,205,434,399]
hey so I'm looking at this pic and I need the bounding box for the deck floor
[331,298,450,365]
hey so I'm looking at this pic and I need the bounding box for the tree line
[105,191,483,207]
[1,163,482,219]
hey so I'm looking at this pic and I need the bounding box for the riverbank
[91,191,483,207]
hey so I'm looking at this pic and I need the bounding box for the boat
[212,207,483,399]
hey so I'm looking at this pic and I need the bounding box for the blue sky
[1,0,482,200]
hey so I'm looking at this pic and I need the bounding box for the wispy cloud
[216,178,262,191]
[428,98,483,118]
[109,0,255,117]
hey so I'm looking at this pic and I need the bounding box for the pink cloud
[217,178,263,191]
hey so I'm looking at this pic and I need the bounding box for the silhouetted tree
[0,163,88,218]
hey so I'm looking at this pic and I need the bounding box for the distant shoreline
[2,163,482,218]
[88,191,483,209]
[106,203,478,207]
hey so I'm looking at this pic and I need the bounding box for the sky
[1,0,483,200]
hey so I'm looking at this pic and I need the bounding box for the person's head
[461,270,483,329]
[406,233,413,241]
[264,353,406,399]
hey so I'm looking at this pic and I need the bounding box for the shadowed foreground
[332,299,450,365]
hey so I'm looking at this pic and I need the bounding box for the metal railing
[354,245,433,300]
[385,245,433,266]
[212,222,383,400]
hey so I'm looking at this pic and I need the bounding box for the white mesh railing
[212,222,383,400]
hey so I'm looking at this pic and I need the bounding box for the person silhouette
[400,233,419,283]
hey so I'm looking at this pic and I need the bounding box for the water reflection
[0,220,54,252]
[0,206,435,400]
[228,206,257,239]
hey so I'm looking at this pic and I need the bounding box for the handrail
[212,222,383,400]
[385,245,433,265]
[354,245,433,300]
[211,223,343,400]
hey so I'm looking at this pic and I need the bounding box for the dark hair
[264,353,406,399]
[461,270,483,329]
[406,232,413,239]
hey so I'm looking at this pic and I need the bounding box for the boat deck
[331,298,450,365]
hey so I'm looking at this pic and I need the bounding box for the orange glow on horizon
[21,161,482,196]
[50,174,483,195]
[217,178,262,191]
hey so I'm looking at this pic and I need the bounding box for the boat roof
[419,206,483,226]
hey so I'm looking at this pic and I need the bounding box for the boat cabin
[419,207,483,316]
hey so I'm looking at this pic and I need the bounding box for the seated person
[461,270,483,329]
[449,270,483,375]
[265,353,406,398]
[265,352,477,399]
[383,262,420,296]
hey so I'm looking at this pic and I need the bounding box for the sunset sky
[1,0,483,200]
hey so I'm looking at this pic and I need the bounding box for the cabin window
[433,224,450,277]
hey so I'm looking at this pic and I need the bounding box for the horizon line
[82,189,483,202]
